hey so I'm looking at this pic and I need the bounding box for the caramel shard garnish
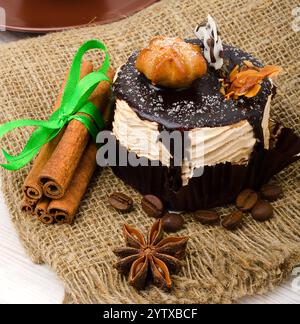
[245,84,262,98]
[244,60,254,68]
[220,61,282,100]
[229,65,240,81]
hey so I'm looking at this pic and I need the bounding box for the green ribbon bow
[0,39,111,171]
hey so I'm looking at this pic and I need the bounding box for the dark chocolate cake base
[112,127,300,211]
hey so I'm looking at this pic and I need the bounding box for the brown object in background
[39,67,115,200]
[22,61,94,201]
[47,142,97,225]
[1,0,158,32]
[21,197,38,214]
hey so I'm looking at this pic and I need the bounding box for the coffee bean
[193,210,220,225]
[260,184,283,202]
[251,200,273,222]
[162,213,184,233]
[108,192,133,212]
[141,195,164,218]
[236,189,258,212]
[221,210,243,230]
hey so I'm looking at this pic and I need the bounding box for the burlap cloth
[0,0,299,304]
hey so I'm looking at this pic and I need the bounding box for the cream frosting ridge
[112,98,271,186]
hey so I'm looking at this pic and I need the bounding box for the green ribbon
[0,39,111,170]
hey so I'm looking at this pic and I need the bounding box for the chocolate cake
[110,18,297,211]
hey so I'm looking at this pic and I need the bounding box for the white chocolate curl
[194,15,224,70]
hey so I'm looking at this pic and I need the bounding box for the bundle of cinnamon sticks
[21,61,115,225]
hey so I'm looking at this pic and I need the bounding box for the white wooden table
[0,31,299,304]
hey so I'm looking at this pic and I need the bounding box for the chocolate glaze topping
[113,39,274,145]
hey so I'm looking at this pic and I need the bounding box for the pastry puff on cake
[135,36,208,88]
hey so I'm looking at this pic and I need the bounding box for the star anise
[113,220,189,290]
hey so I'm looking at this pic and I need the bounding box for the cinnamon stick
[38,214,55,225]
[41,96,113,225]
[35,197,54,225]
[22,61,94,201]
[39,67,115,200]
[35,197,51,217]
[47,142,97,225]
[21,197,38,214]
